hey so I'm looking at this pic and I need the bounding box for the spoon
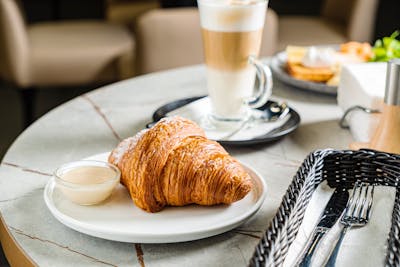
[258,101,290,121]
[219,101,290,141]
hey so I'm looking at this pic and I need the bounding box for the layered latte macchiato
[198,0,267,120]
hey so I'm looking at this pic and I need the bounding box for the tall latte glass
[198,0,272,123]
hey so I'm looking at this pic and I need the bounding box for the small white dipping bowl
[53,160,120,205]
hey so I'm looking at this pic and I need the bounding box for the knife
[295,187,349,267]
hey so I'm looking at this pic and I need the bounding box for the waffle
[286,46,335,83]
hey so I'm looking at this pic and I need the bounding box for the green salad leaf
[371,31,400,62]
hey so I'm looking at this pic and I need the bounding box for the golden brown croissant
[108,116,252,212]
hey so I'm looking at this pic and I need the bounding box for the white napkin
[337,63,386,142]
[283,181,396,267]
[167,97,290,141]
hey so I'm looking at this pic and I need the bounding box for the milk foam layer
[198,0,266,32]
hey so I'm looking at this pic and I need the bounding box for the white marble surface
[0,64,352,266]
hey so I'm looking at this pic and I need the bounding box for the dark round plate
[270,50,337,96]
[149,96,301,146]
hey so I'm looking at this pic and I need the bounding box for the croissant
[108,116,252,212]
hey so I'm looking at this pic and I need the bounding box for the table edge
[0,212,36,267]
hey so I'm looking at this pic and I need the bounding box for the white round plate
[44,152,267,243]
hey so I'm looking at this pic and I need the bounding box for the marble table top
[0,65,353,266]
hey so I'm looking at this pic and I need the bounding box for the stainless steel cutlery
[295,187,349,267]
[294,181,375,267]
[323,182,375,267]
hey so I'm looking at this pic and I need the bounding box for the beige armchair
[277,0,379,51]
[0,0,136,127]
[135,7,278,74]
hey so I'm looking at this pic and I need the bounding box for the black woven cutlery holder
[249,149,400,267]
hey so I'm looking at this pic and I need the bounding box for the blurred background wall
[21,0,105,22]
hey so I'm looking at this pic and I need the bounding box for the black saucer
[148,96,301,146]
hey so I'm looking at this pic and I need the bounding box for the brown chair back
[0,0,30,87]
[135,8,203,74]
[321,0,354,24]
[322,0,379,42]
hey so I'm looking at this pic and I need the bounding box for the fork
[323,181,375,267]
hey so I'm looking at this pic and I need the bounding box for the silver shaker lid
[385,58,400,105]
